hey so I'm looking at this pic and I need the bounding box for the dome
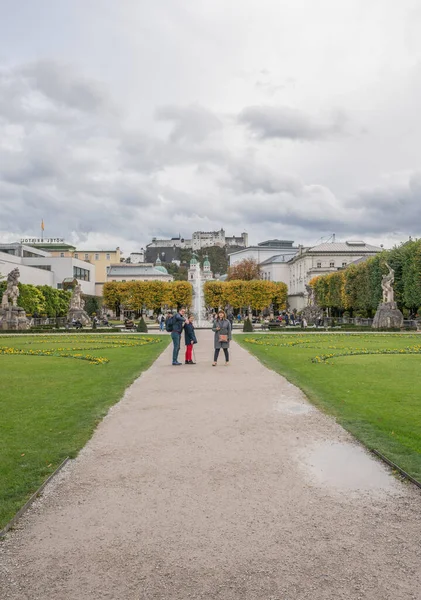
[203,254,211,267]
[155,265,168,274]
[156,256,162,264]
[190,255,198,266]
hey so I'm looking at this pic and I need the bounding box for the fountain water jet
[189,254,213,328]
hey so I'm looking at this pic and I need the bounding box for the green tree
[18,284,46,315]
[83,295,103,316]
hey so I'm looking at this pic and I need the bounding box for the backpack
[165,316,174,332]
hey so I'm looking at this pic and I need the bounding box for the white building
[0,243,96,294]
[287,241,382,310]
[147,229,249,253]
[229,238,382,311]
[128,250,145,263]
[188,255,213,281]
[229,240,299,266]
[106,263,174,282]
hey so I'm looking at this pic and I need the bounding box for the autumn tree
[248,280,276,313]
[227,258,260,281]
[167,281,193,309]
[272,282,288,312]
[144,281,169,313]
[203,281,228,310]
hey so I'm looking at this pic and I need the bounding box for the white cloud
[1,0,421,252]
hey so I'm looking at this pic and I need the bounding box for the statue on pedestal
[67,283,91,326]
[381,263,395,303]
[2,268,20,307]
[301,283,323,325]
[0,268,30,330]
[372,263,403,329]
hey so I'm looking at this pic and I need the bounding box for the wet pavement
[299,441,399,494]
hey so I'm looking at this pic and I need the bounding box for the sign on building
[21,238,65,244]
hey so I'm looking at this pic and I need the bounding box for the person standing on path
[212,309,232,366]
[170,307,186,365]
[184,315,197,364]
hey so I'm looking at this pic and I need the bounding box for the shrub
[137,317,148,332]
[243,317,253,332]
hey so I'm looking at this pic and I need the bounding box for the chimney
[332,233,336,243]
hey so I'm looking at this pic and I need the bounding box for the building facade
[188,255,213,281]
[0,243,96,294]
[106,263,174,283]
[229,240,299,267]
[287,241,382,310]
[25,241,121,296]
[146,229,248,256]
[229,239,382,311]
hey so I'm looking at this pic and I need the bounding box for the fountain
[189,254,213,328]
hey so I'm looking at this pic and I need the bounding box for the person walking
[184,315,197,364]
[212,309,232,366]
[170,307,186,366]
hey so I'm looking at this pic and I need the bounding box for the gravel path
[1,332,420,599]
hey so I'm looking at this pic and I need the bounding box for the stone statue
[372,262,403,329]
[2,268,20,307]
[67,283,91,326]
[0,268,29,330]
[381,263,394,303]
[305,284,315,306]
[70,284,83,310]
[301,283,323,325]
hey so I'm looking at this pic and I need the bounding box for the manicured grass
[0,334,170,530]
[236,333,421,481]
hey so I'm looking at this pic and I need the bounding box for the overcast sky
[1,0,421,254]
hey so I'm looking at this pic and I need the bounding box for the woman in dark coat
[212,309,232,366]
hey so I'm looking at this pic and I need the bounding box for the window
[74,253,78,259]
[342,262,347,267]
[95,253,99,260]
[57,283,63,290]
[317,262,322,268]
[84,253,89,260]
[73,266,90,281]
[60,252,65,258]
[330,261,335,267]
[106,253,111,260]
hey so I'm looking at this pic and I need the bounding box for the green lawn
[0,334,170,530]
[236,333,421,481]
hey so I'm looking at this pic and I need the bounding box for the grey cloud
[155,104,223,143]
[20,60,111,114]
[223,158,304,195]
[238,105,346,140]
[0,61,114,127]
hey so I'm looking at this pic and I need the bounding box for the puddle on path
[299,441,398,493]
[274,399,314,415]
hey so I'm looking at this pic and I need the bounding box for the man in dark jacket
[171,307,186,365]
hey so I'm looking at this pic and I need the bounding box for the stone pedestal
[67,308,91,326]
[0,306,30,330]
[372,301,404,329]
